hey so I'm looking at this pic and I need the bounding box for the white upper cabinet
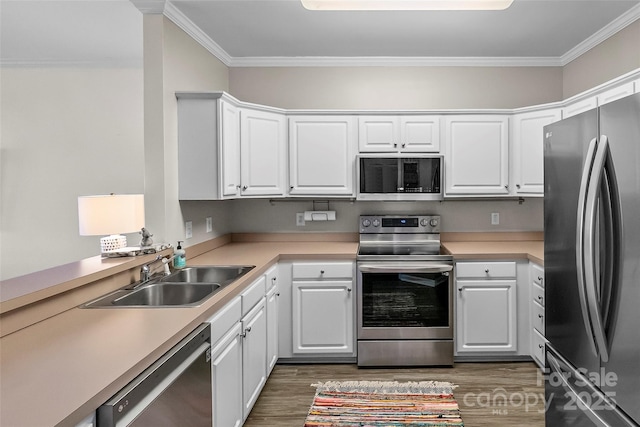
[596,81,635,106]
[177,95,240,200]
[562,96,597,119]
[288,116,356,196]
[511,108,561,195]
[444,115,510,196]
[221,100,241,197]
[239,108,287,197]
[358,116,440,153]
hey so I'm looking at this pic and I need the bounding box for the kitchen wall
[563,20,640,99]
[142,16,231,252]
[229,198,543,233]
[230,66,564,110]
[0,66,145,280]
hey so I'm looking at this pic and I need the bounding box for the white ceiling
[1,0,639,67]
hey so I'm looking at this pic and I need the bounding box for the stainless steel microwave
[357,155,443,200]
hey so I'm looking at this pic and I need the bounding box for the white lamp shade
[78,194,145,236]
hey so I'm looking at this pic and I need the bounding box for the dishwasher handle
[358,263,453,274]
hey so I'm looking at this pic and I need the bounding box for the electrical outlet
[206,217,213,233]
[185,221,193,239]
[296,213,305,226]
[491,213,500,225]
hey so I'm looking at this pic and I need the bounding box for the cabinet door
[211,324,243,427]
[456,279,517,353]
[511,109,561,195]
[400,116,440,152]
[289,116,356,196]
[266,285,279,374]
[221,100,241,197]
[358,116,399,152]
[444,116,509,195]
[292,280,353,354]
[596,82,635,106]
[242,299,267,421]
[240,109,287,197]
[562,96,597,119]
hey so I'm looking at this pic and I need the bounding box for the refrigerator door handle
[576,136,599,358]
[583,135,611,363]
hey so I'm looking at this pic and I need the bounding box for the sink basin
[83,282,222,308]
[160,265,254,285]
[112,282,221,307]
[81,265,254,308]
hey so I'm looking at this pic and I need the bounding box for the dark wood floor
[244,362,545,427]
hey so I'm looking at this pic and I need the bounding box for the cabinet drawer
[292,262,353,280]
[532,300,545,335]
[531,264,544,287]
[241,276,266,316]
[207,297,241,346]
[532,282,544,307]
[265,264,278,292]
[456,261,516,279]
[532,329,547,367]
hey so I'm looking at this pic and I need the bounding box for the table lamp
[78,194,145,256]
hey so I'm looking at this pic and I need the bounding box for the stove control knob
[420,219,428,227]
[429,218,439,227]
[362,219,371,227]
[372,219,380,227]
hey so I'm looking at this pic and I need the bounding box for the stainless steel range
[356,215,454,367]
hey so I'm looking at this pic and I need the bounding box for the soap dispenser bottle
[174,241,186,269]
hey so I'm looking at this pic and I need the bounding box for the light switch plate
[185,221,193,239]
[206,217,213,233]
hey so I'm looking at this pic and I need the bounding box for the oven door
[357,262,453,340]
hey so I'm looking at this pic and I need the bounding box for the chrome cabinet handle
[537,295,543,301]
[458,287,463,292]
[320,270,325,274]
[485,268,489,273]
[402,143,406,148]
[346,288,352,292]
[538,314,544,319]
[276,292,280,297]
[516,184,521,189]
[242,185,248,191]
[504,184,509,189]
[538,276,543,281]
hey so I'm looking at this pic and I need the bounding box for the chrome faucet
[140,254,175,283]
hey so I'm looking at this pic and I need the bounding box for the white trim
[560,3,640,66]
[164,2,233,66]
[228,56,562,68]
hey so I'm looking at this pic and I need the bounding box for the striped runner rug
[304,380,464,426]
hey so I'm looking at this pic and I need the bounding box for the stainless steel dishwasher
[98,324,212,427]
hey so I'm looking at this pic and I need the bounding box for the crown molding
[164,2,640,68]
[228,56,563,67]
[130,0,166,14]
[164,2,232,66]
[560,3,640,66]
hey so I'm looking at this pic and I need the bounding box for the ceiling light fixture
[301,0,514,10]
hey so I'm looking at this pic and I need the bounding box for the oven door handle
[358,263,453,274]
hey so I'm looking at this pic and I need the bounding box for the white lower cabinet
[455,261,518,354]
[265,265,280,374]
[211,322,243,427]
[241,297,267,421]
[530,263,547,371]
[292,280,354,354]
[278,261,356,359]
[207,265,280,426]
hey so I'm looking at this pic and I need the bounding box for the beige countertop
[0,233,543,426]
[0,240,356,427]
[442,240,544,265]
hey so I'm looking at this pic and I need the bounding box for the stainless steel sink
[112,282,221,307]
[160,266,254,285]
[81,265,255,308]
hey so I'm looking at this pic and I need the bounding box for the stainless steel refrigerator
[544,92,640,426]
